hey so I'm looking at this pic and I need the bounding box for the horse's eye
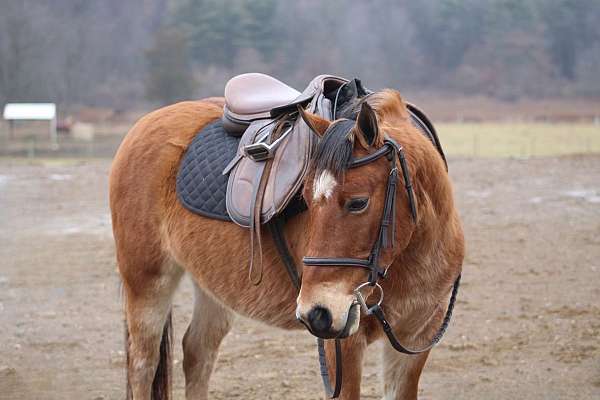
[346,197,369,213]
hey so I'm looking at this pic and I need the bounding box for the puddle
[48,174,73,181]
[0,175,13,186]
[41,213,112,236]
[466,190,491,199]
[562,189,600,203]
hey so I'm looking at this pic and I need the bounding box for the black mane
[310,88,375,179]
[311,119,355,179]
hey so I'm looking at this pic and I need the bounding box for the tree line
[1,0,599,108]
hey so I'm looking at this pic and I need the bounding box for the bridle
[302,136,461,398]
[303,137,416,285]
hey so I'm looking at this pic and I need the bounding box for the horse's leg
[122,259,183,400]
[380,342,429,400]
[324,332,367,400]
[182,283,234,400]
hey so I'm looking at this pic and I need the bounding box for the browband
[348,144,392,168]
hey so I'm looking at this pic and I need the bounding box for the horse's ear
[297,105,330,137]
[355,102,379,149]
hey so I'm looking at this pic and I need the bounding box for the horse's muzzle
[297,303,360,339]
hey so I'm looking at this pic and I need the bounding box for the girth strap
[267,216,301,291]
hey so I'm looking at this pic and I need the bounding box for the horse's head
[296,94,417,339]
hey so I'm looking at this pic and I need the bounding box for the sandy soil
[0,156,598,400]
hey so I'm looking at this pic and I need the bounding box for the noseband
[302,136,461,398]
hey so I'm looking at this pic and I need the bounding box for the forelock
[311,119,355,179]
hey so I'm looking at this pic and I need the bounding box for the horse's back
[111,100,222,177]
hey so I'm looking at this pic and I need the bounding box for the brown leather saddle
[221,73,354,284]
[222,73,349,227]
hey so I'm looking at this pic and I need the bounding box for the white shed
[3,103,58,144]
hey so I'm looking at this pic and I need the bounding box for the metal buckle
[244,122,294,162]
[353,282,384,315]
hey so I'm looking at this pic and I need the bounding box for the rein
[301,136,461,398]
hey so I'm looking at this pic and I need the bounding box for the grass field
[437,122,600,157]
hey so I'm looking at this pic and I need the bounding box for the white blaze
[313,170,337,201]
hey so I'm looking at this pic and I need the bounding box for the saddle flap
[262,96,333,216]
[225,116,315,227]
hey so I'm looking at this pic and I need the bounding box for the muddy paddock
[0,155,598,399]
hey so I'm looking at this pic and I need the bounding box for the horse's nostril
[307,306,333,334]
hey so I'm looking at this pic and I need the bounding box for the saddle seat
[225,73,301,116]
[223,73,301,133]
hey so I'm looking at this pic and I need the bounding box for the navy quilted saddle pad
[176,119,239,221]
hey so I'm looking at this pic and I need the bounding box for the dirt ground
[0,155,598,400]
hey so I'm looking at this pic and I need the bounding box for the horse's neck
[384,161,463,336]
